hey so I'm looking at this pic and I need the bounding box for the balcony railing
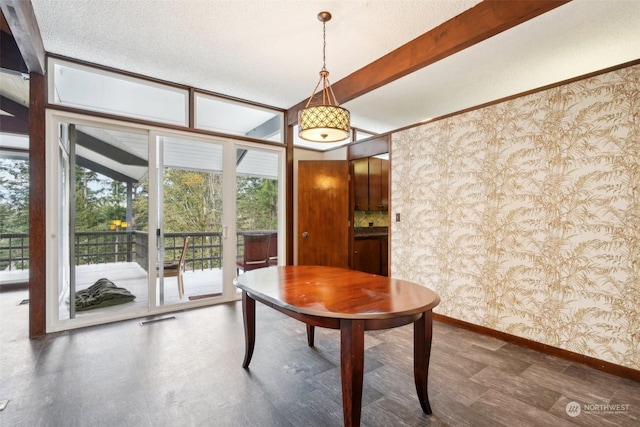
[0,230,275,275]
[0,233,29,271]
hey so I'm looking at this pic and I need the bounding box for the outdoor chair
[162,237,190,299]
[237,234,270,274]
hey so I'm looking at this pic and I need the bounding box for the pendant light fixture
[298,11,350,143]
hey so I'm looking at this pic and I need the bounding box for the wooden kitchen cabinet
[369,157,389,211]
[381,235,388,276]
[353,158,369,211]
[353,237,382,275]
[353,157,389,211]
[353,234,388,276]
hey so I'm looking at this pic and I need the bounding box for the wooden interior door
[298,160,349,267]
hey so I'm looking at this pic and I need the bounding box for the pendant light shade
[299,105,350,142]
[298,12,351,143]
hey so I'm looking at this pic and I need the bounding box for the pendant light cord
[303,12,341,108]
[322,20,327,72]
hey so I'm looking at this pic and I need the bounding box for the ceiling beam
[245,115,281,140]
[76,155,136,184]
[1,28,28,73]
[76,130,147,167]
[0,94,28,134]
[0,0,45,74]
[286,0,571,126]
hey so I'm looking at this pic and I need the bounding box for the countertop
[354,227,388,239]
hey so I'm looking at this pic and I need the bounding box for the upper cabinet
[353,156,389,211]
[354,158,369,211]
[369,157,389,211]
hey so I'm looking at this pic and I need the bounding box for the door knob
[302,232,309,239]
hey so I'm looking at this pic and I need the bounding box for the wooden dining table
[233,265,441,427]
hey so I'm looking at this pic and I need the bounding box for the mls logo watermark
[565,401,581,417]
[566,401,631,418]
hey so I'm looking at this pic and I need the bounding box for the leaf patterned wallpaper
[391,64,639,368]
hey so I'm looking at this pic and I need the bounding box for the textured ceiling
[23,0,640,142]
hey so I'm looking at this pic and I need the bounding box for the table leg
[306,324,315,347]
[414,310,433,414]
[340,319,365,427]
[242,291,256,369]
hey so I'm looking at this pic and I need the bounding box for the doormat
[74,278,135,311]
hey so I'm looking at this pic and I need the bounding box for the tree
[74,167,126,231]
[236,176,278,231]
[160,169,278,232]
[132,180,149,232]
[162,169,223,233]
[0,158,29,233]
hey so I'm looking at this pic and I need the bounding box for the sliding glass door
[156,134,226,306]
[47,112,285,331]
[54,121,150,323]
[235,146,281,285]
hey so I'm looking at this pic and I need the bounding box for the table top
[234,265,440,320]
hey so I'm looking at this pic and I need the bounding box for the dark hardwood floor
[1,288,638,426]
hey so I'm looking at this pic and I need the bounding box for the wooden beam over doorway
[287,0,571,126]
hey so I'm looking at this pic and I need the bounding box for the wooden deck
[59,262,227,319]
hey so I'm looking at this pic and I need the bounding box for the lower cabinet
[353,236,388,276]
[381,236,388,276]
